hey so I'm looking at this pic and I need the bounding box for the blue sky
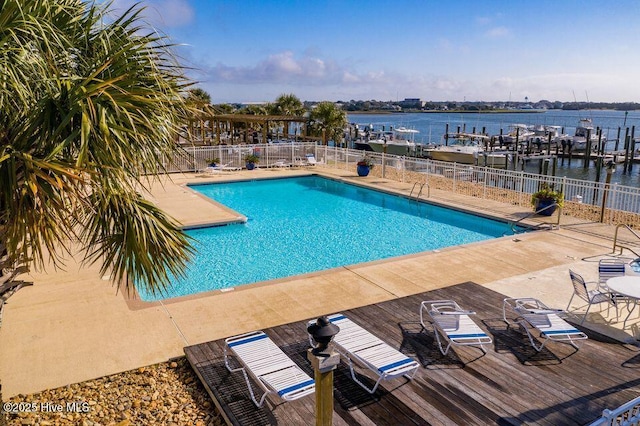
[109,0,640,104]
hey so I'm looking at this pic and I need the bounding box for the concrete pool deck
[1,167,639,398]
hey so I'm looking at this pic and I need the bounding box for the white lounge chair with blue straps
[420,299,493,355]
[503,297,588,351]
[224,331,315,407]
[315,313,419,394]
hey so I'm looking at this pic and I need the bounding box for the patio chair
[503,297,588,351]
[224,331,315,407]
[311,313,419,394]
[567,269,617,324]
[598,258,626,288]
[419,299,493,355]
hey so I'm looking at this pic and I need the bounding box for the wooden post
[629,126,636,172]
[623,129,631,173]
[583,129,591,169]
[307,349,340,426]
[600,164,615,223]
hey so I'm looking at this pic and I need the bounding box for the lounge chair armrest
[438,310,476,316]
[519,308,565,315]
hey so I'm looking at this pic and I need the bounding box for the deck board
[184,282,640,426]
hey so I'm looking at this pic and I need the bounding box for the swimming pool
[138,176,522,301]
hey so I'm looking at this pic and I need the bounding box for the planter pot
[535,198,557,216]
[246,162,256,170]
[357,165,370,176]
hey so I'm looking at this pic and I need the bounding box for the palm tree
[271,93,305,116]
[0,0,193,297]
[309,102,347,145]
[271,94,305,139]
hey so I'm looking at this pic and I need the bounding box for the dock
[185,282,639,426]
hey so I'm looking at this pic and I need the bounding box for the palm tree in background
[0,0,194,296]
[309,102,348,145]
[271,93,305,116]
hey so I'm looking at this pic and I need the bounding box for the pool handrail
[509,202,562,233]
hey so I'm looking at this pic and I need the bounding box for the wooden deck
[184,282,640,426]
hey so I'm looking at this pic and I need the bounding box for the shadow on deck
[184,282,640,426]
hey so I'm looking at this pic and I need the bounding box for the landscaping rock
[5,358,224,425]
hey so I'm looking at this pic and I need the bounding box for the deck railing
[163,143,640,227]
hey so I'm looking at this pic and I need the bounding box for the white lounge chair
[313,313,419,394]
[503,297,588,351]
[203,162,241,173]
[419,299,493,355]
[305,153,318,166]
[224,331,315,407]
[270,159,291,168]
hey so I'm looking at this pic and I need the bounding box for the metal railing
[163,143,640,227]
[510,202,562,233]
[612,224,640,257]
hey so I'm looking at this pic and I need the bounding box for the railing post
[609,183,619,225]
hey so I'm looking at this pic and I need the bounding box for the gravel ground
[3,357,225,425]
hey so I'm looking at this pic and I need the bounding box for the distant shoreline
[347,109,548,115]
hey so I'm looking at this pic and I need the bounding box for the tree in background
[271,93,305,116]
[0,0,194,297]
[186,88,212,107]
[309,102,348,145]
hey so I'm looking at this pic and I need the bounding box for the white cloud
[485,26,510,38]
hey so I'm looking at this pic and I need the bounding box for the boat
[556,118,606,152]
[497,124,535,146]
[353,126,423,157]
[426,133,486,165]
[426,132,510,168]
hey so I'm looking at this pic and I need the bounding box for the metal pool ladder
[409,182,429,200]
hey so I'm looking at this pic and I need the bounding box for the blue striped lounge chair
[420,299,493,355]
[314,313,420,394]
[224,331,315,407]
[503,297,588,352]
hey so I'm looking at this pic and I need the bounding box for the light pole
[307,316,340,426]
[600,160,616,223]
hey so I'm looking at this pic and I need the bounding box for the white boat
[427,132,510,168]
[498,124,535,145]
[354,126,421,157]
[426,133,486,165]
[567,118,606,152]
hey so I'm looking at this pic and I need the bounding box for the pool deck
[1,166,639,400]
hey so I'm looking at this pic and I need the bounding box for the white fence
[164,143,640,226]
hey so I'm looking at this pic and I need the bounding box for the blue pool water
[138,176,520,301]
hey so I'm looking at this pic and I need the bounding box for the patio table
[607,276,640,329]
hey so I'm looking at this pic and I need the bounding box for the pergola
[183,109,316,145]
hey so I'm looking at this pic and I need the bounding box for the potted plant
[244,153,260,170]
[531,183,564,216]
[356,156,374,176]
[206,157,220,167]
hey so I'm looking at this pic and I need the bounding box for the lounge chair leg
[581,304,592,325]
[566,294,575,312]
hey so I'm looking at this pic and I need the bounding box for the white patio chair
[224,331,315,407]
[419,299,493,355]
[310,313,419,394]
[503,297,588,351]
[568,269,618,324]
